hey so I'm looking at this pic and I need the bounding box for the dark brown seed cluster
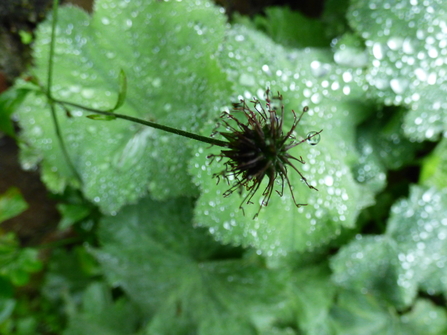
[208,89,323,218]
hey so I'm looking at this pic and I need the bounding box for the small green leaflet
[86,114,116,121]
[108,69,127,112]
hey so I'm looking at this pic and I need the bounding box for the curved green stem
[49,103,82,183]
[47,0,59,98]
[46,0,82,184]
[54,98,229,148]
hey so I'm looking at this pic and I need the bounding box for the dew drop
[324,175,334,186]
[152,77,162,87]
[372,42,385,59]
[81,88,95,98]
[390,78,409,94]
[306,131,321,145]
[101,17,110,25]
[239,73,256,86]
[310,61,331,77]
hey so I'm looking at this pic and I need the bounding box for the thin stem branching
[46,0,82,184]
[53,98,229,148]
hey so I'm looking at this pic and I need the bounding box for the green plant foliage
[420,137,447,189]
[348,0,447,141]
[331,185,447,309]
[0,188,28,223]
[329,290,447,335]
[0,88,30,138]
[57,203,92,230]
[321,0,351,38]
[252,6,331,48]
[6,0,447,333]
[109,69,127,112]
[91,196,286,334]
[0,279,15,323]
[15,0,232,214]
[0,233,42,286]
[0,189,40,287]
[399,299,447,335]
[42,247,99,303]
[190,23,373,255]
[64,282,140,335]
[281,264,336,335]
[354,106,423,195]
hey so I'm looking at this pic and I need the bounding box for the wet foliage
[1,0,447,334]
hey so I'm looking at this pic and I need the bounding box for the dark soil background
[0,0,325,247]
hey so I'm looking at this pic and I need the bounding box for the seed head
[208,89,323,218]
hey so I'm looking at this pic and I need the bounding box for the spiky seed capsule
[208,89,323,218]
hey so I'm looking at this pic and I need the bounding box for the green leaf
[387,186,447,297]
[330,32,369,68]
[0,87,30,138]
[420,137,447,189]
[400,299,447,335]
[348,0,447,141]
[331,235,412,308]
[91,196,286,334]
[0,233,42,286]
[321,0,351,39]
[0,297,16,323]
[57,203,92,230]
[86,114,116,121]
[0,188,28,224]
[42,247,98,303]
[330,292,447,335]
[16,0,232,214]
[329,290,402,335]
[278,263,336,335]
[190,24,373,255]
[252,6,331,48]
[0,276,13,298]
[64,282,140,335]
[18,30,33,45]
[331,185,447,310]
[353,106,423,195]
[108,69,127,112]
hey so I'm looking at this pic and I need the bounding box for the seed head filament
[208,89,323,218]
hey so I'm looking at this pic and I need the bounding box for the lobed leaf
[91,196,286,334]
[190,24,373,255]
[348,0,447,141]
[252,6,331,48]
[331,185,447,309]
[0,188,28,224]
[0,233,42,286]
[420,137,447,189]
[15,0,232,214]
[64,282,140,335]
[330,291,447,335]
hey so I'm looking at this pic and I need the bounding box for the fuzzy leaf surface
[330,292,447,335]
[348,0,447,141]
[16,0,231,213]
[190,24,372,255]
[92,196,286,334]
[64,282,140,335]
[0,187,28,223]
[331,185,447,309]
[420,137,447,189]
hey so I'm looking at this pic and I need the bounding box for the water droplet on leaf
[306,131,321,145]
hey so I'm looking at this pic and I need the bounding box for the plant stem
[49,103,82,182]
[47,0,82,184]
[47,0,59,98]
[54,99,229,148]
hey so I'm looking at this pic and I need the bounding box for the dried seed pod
[208,89,323,218]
